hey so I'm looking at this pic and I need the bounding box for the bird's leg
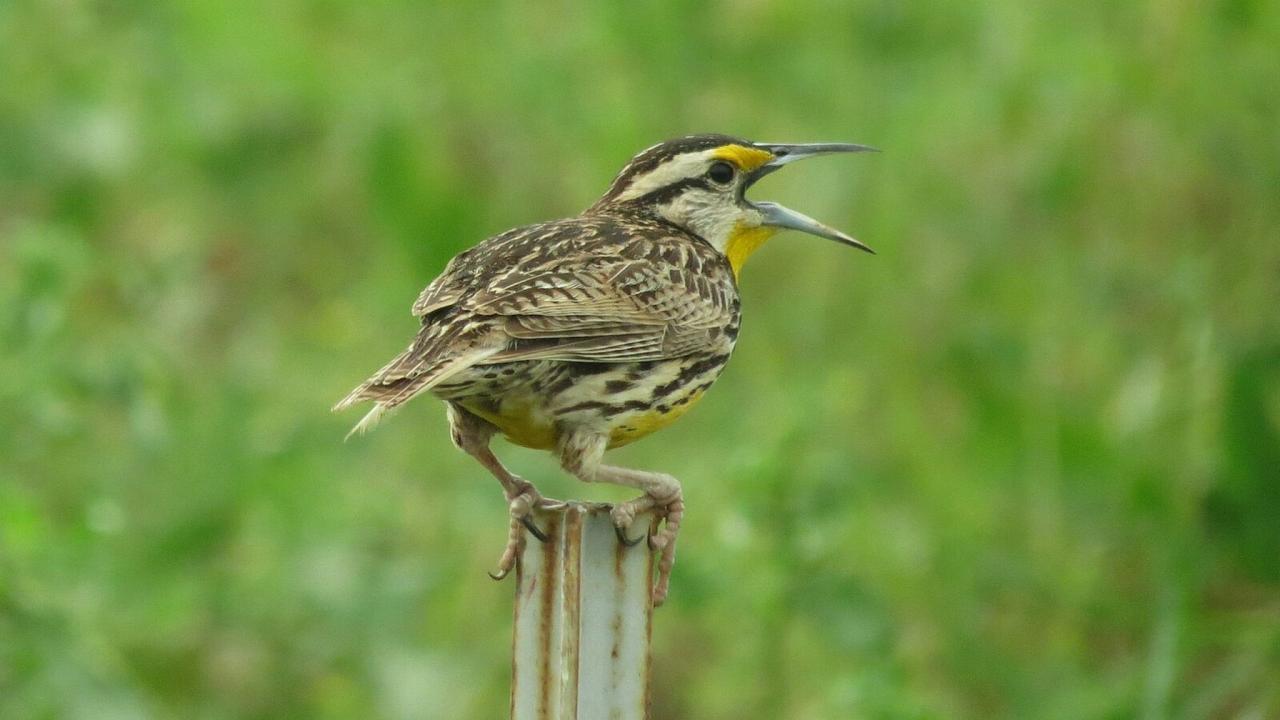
[558,433,684,606]
[448,404,562,580]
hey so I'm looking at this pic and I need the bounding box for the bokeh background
[3,1,1278,718]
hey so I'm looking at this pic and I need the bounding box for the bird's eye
[707,161,735,184]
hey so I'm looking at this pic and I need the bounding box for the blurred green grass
[2,1,1278,718]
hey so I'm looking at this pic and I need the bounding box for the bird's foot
[489,481,564,581]
[611,488,684,606]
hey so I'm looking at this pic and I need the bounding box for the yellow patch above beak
[712,144,774,172]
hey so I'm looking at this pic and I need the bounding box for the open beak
[746,142,877,254]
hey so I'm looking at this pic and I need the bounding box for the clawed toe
[509,485,563,543]
[521,515,549,543]
[489,538,520,581]
[610,499,650,548]
[649,496,684,606]
[607,491,684,605]
[615,523,646,547]
[488,483,562,581]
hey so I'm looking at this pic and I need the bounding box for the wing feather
[408,217,734,366]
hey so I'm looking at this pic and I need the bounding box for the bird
[334,134,875,605]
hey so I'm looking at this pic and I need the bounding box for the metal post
[511,502,653,720]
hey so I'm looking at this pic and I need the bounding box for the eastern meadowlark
[334,134,874,604]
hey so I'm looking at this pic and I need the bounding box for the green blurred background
[2,1,1278,718]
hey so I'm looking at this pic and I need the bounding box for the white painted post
[510,502,654,720]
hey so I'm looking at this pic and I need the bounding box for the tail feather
[332,346,414,413]
[345,402,390,441]
[333,344,501,437]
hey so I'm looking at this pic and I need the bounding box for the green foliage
[2,1,1278,717]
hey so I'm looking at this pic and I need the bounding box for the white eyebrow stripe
[616,150,716,202]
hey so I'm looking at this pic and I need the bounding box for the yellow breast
[606,388,707,448]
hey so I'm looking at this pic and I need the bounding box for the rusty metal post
[511,502,653,720]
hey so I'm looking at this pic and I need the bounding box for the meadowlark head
[591,134,876,275]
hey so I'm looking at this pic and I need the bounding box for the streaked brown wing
[407,216,734,365]
[411,226,533,317]
[472,251,732,364]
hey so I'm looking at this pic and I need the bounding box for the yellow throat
[724,224,780,278]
